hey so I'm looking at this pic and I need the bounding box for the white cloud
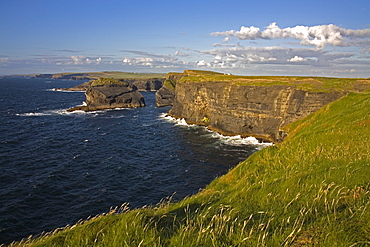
[214,55,223,61]
[196,60,211,67]
[211,22,370,49]
[0,57,10,63]
[174,50,189,57]
[213,43,239,48]
[122,57,154,66]
[196,44,368,75]
[71,55,84,65]
[202,46,325,64]
[70,56,102,65]
[288,56,307,62]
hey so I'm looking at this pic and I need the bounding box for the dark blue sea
[0,77,270,244]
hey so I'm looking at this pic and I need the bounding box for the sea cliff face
[68,84,145,112]
[168,80,345,142]
[155,73,185,107]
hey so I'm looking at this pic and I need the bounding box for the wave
[16,112,51,117]
[206,131,273,148]
[16,109,95,117]
[159,113,196,127]
[46,88,85,93]
[159,113,273,147]
[16,106,136,118]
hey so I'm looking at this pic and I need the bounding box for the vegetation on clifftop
[90,78,129,86]
[162,70,225,90]
[8,90,370,246]
[180,73,370,93]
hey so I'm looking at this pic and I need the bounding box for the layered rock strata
[168,81,345,143]
[67,85,145,112]
[155,72,189,107]
[128,78,164,91]
[155,85,175,107]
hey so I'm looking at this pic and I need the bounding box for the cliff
[67,79,145,112]
[168,73,370,142]
[62,78,164,92]
[155,70,223,107]
[155,72,184,107]
[125,78,164,91]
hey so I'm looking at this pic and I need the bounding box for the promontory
[67,78,146,112]
[164,70,370,143]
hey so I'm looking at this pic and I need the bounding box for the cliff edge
[168,72,370,142]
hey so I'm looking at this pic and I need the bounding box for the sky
[1,0,369,77]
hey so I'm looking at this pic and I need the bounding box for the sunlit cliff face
[169,81,344,143]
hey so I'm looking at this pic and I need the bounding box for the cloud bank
[1,23,369,77]
[211,22,370,49]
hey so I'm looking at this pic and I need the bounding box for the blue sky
[1,0,369,77]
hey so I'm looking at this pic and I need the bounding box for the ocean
[0,77,270,244]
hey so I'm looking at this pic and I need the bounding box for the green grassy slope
[9,92,370,246]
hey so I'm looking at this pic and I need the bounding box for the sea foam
[159,113,273,147]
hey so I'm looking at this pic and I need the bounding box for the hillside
[8,91,370,246]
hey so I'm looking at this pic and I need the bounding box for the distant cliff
[67,78,145,112]
[167,72,370,142]
[14,72,166,91]
[62,78,164,92]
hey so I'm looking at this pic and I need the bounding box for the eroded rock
[168,81,345,143]
[67,84,145,112]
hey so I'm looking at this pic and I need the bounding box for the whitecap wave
[159,113,273,147]
[208,131,273,147]
[159,113,196,126]
[47,88,85,92]
[16,112,51,117]
[16,109,97,117]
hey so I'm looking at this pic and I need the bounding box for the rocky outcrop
[155,72,192,107]
[127,78,164,91]
[155,85,175,107]
[168,80,345,143]
[34,74,54,79]
[67,84,145,112]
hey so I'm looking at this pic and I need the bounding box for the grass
[162,70,227,90]
[179,73,370,93]
[89,78,129,86]
[183,70,224,75]
[6,90,370,246]
[163,79,176,90]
